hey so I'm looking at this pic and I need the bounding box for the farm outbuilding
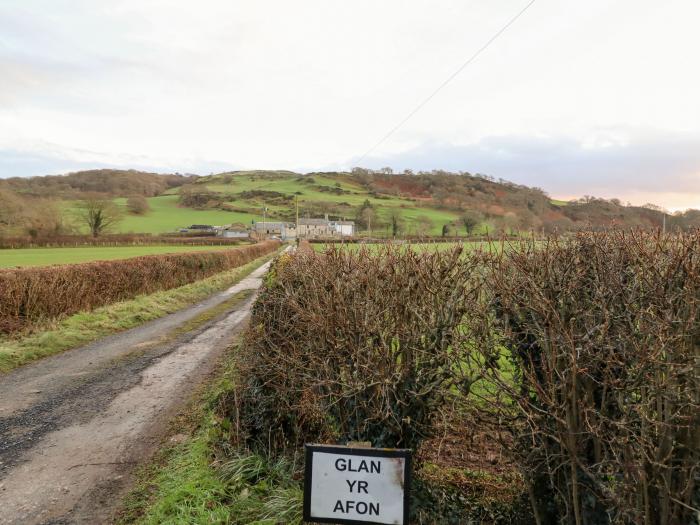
[329,220,355,236]
[219,229,249,239]
[253,221,296,240]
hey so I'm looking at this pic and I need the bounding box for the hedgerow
[230,245,485,456]
[474,231,700,524]
[228,232,700,523]
[0,240,279,334]
[0,233,246,249]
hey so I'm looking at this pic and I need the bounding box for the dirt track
[0,260,273,525]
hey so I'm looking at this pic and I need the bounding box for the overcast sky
[1,0,699,209]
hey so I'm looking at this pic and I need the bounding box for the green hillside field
[61,195,259,235]
[203,172,459,226]
[116,195,258,233]
[78,172,468,236]
[41,171,577,237]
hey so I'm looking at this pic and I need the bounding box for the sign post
[303,444,411,525]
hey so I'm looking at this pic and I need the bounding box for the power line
[355,0,537,166]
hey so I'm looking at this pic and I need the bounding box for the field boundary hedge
[0,240,280,334]
[307,234,518,244]
[231,232,700,523]
[0,234,248,249]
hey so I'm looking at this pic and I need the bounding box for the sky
[1,0,699,210]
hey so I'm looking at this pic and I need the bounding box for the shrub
[0,240,279,334]
[230,245,485,456]
[476,231,700,524]
[126,195,150,215]
[178,184,222,209]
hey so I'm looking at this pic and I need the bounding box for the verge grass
[0,251,278,372]
[118,343,304,525]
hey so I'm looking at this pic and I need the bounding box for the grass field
[58,171,581,237]
[63,195,259,235]
[203,172,465,236]
[0,244,240,268]
[60,172,469,236]
[115,195,257,233]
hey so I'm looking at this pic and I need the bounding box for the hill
[1,168,699,237]
[162,169,700,235]
[0,169,193,199]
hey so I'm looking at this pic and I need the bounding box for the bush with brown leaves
[0,240,279,334]
[230,245,485,456]
[476,231,700,525]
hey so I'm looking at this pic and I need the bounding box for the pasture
[62,195,257,235]
[203,172,464,236]
[61,172,468,236]
[54,171,575,238]
[0,244,238,268]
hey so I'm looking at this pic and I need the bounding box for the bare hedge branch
[475,231,700,525]
[230,245,486,456]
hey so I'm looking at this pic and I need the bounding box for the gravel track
[0,260,273,525]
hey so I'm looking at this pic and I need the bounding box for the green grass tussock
[120,343,305,525]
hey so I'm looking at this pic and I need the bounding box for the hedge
[0,240,280,334]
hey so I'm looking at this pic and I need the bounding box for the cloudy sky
[1,0,699,209]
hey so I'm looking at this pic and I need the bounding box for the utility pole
[262,206,267,238]
[295,195,299,238]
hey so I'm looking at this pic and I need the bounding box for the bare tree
[389,209,404,238]
[415,215,433,236]
[0,190,25,233]
[77,197,122,237]
[460,210,483,236]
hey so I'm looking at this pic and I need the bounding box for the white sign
[303,445,411,525]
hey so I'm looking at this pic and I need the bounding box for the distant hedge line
[0,234,247,249]
[0,240,280,335]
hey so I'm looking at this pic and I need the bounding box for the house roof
[253,221,294,229]
[254,222,285,228]
[331,221,355,226]
[299,218,330,225]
